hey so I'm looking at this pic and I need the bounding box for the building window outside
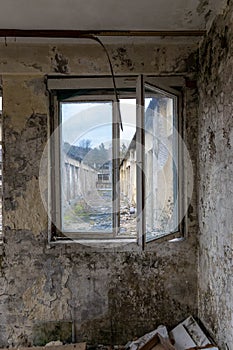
[44,75,192,247]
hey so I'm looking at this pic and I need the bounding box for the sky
[61,98,151,149]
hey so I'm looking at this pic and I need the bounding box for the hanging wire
[3,32,123,130]
[85,35,123,131]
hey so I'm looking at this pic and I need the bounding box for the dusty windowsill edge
[47,231,185,249]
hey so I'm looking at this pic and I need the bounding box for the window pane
[119,99,137,236]
[144,90,178,240]
[60,102,113,233]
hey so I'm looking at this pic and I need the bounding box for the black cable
[83,35,123,131]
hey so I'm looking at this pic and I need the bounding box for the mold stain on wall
[198,1,233,348]
[51,47,70,74]
[0,41,199,347]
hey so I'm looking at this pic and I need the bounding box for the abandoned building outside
[0,1,232,350]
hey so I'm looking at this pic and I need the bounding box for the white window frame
[46,75,186,248]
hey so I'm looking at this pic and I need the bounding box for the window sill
[48,230,184,249]
[49,237,138,248]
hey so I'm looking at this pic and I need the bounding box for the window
[45,75,190,247]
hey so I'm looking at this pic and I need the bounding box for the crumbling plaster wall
[0,41,198,347]
[198,1,233,349]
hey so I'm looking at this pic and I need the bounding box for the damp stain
[197,0,209,15]
[112,47,134,71]
[51,47,70,74]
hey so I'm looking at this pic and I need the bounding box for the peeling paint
[0,41,199,347]
[197,0,209,16]
[207,127,216,159]
[222,127,231,149]
[51,47,70,74]
[184,10,193,24]
[3,76,47,132]
[5,176,47,235]
[112,47,134,71]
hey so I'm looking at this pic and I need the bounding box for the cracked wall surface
[198,1,233,349]
[0,41,199,347]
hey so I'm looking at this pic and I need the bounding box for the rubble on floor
[125,316,218,350]
[125,325,175,350]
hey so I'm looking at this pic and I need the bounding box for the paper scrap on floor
[170,316,218,350]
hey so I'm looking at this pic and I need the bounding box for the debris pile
[125,316,218,350]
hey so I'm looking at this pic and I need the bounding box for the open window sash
[136,76,183,247]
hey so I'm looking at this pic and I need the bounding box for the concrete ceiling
[0,0,226,31]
